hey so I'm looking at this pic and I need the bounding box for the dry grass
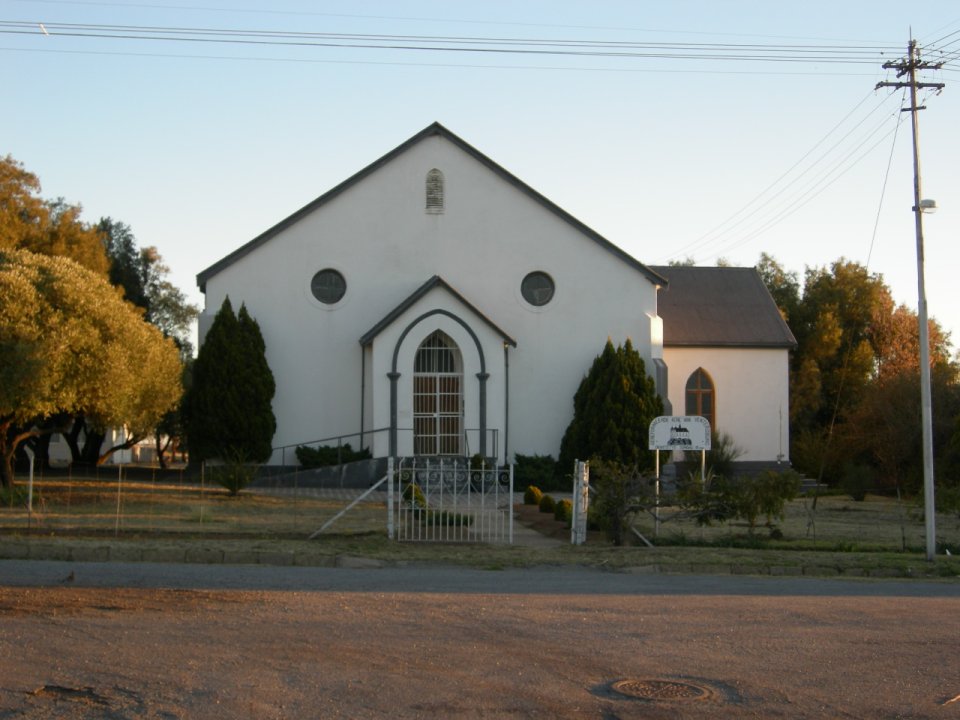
[3,472,960,576]
[1,475,385,538]
[630,492,960,553]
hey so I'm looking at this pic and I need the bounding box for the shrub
[539,494,556,514]
[687,431,743,479]
[587,460,657,545]
[206,459,258,496]
[514,454,559,492]
[402,482,426,508]
[523,485,543,505]
[557,339,663,478]
[296,443,372,468]
[731,469,803,531]
[0,483,33,508]
[554,498,573,523]
[840,462,874,501]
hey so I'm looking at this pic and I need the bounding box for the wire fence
[2,463,387,538]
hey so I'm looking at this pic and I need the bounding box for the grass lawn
[3,468,960,576]
[629,492,960,554]
[1,469,385,538]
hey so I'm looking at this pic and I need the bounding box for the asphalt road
[2,561,959,719]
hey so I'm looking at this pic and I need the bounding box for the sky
[3,0,959,352]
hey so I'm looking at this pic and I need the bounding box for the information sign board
[648,416,711,451]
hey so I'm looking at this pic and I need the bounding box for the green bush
[731,469,803,531]
[686,431,743,479]
[400,482,472,526]
[296,443,372,468]
[588,460,654,544]
[0,484,33,507]
[840,462,874,501]
[554,498,573,523]
[206,459,258,496]
[539,494,556,514]
[514,454,559,492]
[402,482,427,508]
[523,485,543,505]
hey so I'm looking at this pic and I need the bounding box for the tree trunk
[0,441,14,490]
[0,420,38,491]
[65,416,84,464]
[155,431,172,470]
[97,434,141,466]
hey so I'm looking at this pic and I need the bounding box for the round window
[521,271,555,306]
[310,269,346,304]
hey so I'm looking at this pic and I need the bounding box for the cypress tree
[236,303,277,463]
[185,297,276,463]
[558,338,663,475]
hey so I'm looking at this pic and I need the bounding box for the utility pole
[876,39,944,561]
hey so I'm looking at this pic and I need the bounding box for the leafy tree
[0,156,108,276]
[558,339,664,478]
[184,297,276,465]
[758,253,960,488]
[0,249,183,488]
[99,217,148,308]
[99,218,198,355]
[755,252,800,325]
[840,364,960,494]
[94,219,198,467]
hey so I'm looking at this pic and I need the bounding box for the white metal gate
[387,457,514,543]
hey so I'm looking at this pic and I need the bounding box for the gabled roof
[359,275,517,347]
[650,266,797,349]
[197,122,667,292]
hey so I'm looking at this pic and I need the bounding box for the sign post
[648,416,712,536]
[570,460,589,545]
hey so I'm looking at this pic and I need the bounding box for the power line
[0,45,884,76]
[0,20,904,65]
[657,90,903,263]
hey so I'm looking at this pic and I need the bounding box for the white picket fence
[387,457,514,543]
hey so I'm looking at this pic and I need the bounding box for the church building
[196,123,795,469]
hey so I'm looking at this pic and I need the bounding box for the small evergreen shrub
[523,485,543,505]
[840,462,873,501]
[206,459,258,496]
[554,498,573,523]
[402,482,427,508]
[0,484,33,507]
[296,443,372,468]
[539,494,556,514]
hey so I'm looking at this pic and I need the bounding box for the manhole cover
[611,679,714,702]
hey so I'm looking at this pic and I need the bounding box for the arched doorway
[413,330,463,455]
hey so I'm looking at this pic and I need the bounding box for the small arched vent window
[426,168,444,213]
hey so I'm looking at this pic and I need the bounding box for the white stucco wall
[199,131,661,464]
[663,346,790,464]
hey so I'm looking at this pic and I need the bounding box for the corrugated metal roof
[650,266,797,349]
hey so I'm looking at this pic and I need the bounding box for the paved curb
[0,539,953,579]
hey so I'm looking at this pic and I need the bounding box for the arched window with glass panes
[413,330,462,455]
[685,368,715,430]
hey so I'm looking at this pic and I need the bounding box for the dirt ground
[2,571,959,719]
